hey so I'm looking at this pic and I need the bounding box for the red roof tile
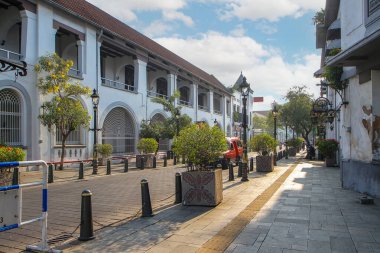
[48,0,230,93]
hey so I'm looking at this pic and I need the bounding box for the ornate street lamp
[239,77,250,182]
[272,102,278,166]
[90,89,100,174]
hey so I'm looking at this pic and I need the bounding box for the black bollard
[140,157,145,170]
[164,156,167,167]
[124,159,129,172]
[78,189,95,241]
[141,179,153,217]
[79,162,84,179]
[153,156,156,168]
[222,158,228,170]
[237,162,242,177]
[175,173,182,204]
[48,164,54,184]
[106,159,111,175]
[170,151,174,159]
[173,155,177,165]
[12,167,19,185]
[250,157,254,172]
[228,162,234,181]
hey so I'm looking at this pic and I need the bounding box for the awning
[326,28,380,67]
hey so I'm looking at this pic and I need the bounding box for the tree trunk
[59,134,68,170]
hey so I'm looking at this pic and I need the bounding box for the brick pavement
[62,154,380,253]
[0,160,189,253]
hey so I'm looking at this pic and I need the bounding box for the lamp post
[239,77,250,182]
[272,102,278,166]
[285,124,288,159]
[91,89,100,174]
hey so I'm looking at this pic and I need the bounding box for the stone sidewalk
[62,154,380,253]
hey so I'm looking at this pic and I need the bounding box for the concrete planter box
[256,155,274,172]
[325,157,336,167]
[182,169,223,206]
[136,154,155,168]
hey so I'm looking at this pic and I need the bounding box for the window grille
[56,128,82,145]
[0,89,22,146]
[102,107,135,154]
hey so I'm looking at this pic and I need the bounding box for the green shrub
[0,146,25,162]
[249,134,277,156]
[172,124,225,170]
[95,144,113,158]
[316,139,339,158]
[137,138,158,154]
[287,137,303,149]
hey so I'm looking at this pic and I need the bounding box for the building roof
[45,0,230,94]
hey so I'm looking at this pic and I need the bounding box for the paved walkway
[63,154,380,253]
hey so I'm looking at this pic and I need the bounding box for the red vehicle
[223,137,243,165]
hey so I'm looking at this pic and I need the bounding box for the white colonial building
[316,0,380,197]
[0,0,254,162]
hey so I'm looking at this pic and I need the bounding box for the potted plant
[249,134,277,172]
[136,138,158,168]
[287,138,303,156]
[173,123,225,206]
[95,144,113,166]
[0,146,25,186]
[316,139,339,167]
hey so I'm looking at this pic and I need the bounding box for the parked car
[223,137,243,165]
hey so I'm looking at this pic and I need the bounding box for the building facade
[316,0,380,197]
[0,0,246,162]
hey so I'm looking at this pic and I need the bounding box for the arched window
[0,89,22,146]
[125,64,134,90]
[156,78,168,97]
[102,107,135,154]
[179,86,190,105]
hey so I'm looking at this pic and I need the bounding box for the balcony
[198,105,209,112]
[101,77,135,92]
[0,48,22,61]
[148,90,168,100]
[179,99,192,107]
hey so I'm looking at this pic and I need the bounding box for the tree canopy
[35,54,91,169]
[281,86,314,145]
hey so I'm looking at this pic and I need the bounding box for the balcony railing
[179,100,192,107]
[214,109,222,115]
[0,48,22,61]
[147,90,168,100]
[198,105,209,111]
[68,67,82,78]
[101,77,135,92]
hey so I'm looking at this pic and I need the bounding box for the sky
[87,0,325,110]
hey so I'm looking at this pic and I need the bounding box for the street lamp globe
[240,77,250,96]
[91,88,100,107]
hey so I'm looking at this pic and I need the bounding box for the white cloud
[230,24,246,37]
[155,32,320,109]
[87,0,189,22]
[143,20,174,37]
[163,10,194,26]
[255,21,278,35]
[220,0,325,22]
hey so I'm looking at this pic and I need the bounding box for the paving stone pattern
[0,163,189,253]
[226,162,380,253]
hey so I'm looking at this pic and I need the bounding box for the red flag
[253,97,264,102]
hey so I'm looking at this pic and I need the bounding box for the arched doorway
[0,88,23,146]
[102,107,136,154]
[151,113,169,151]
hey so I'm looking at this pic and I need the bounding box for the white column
[209,90,214,114]
[222,95,227,132]
[193,83,198,121]
[134,58,147,94]
[20,10,37,63]
[77,40,85,76]
[167,73,176,102]
[96,40,102,87]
